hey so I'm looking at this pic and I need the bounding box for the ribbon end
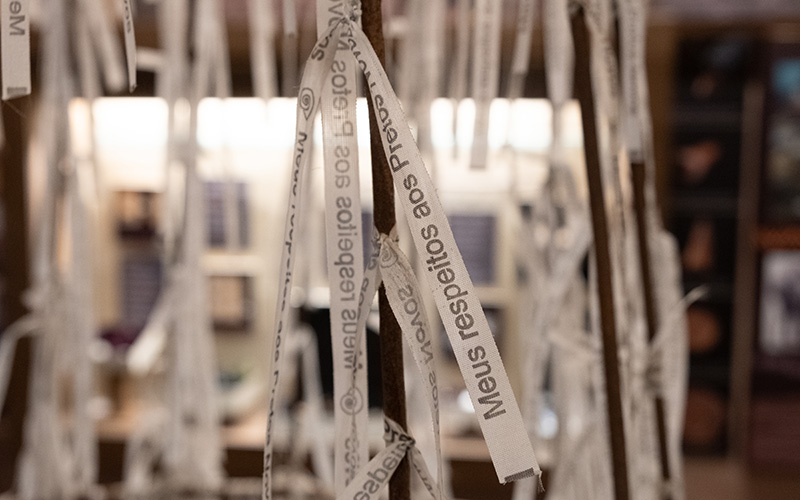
[502,467,537,484]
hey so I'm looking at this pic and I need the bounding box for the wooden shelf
[757,227,800,250]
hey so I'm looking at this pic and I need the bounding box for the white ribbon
[80,0,126,92]
[264,18,540,500]
[337,417,413,499]
[121,0,137,91]
[469,0,502,169]
[346,21,539,483]
[507,0,539,100]
[316,0,369,492]
[378,234,444,500]
[0,315,38,411]
[0,0,30,99]
[248,0,278,102]
[262,22,340,500]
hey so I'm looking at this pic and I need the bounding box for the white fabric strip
[510,207,549,500]
[266,17,540,497]
[617,0,646,163]
[263,22,341,500]
[248,0,278,101]
[337,418,416,500]
[0,315,38,411]
[469,0,502,169]
[544,0,573,111]
[81,0,126,92]
[343,22,540,484]
[192,0,215,100]
[121,0,137,91]
[1,0,31,99]
[507,0,538,100]
[204,0,239,254]
[339,227,380,473]
[75,12,101,101]
[356,228,381,348]
[449,0,471,103]
[283,0,298,37]
[17,1,77,495]
[281,0,299,92]
[336,417,447,500]
[210,0,231,98]
[66,162,99,494]
[378,234,443,500]
[316,0,369,492]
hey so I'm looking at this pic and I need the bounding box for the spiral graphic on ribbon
[340,387,364,415]
[298,87,315,120]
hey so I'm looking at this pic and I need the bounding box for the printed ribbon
[1,0,30,99]
[264,15,540,500]
[315,0,369,492]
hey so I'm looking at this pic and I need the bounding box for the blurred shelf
[683,277,734,302]
[670,192,739,216]
[689,362,733,387]
[757,226,800,250]
[673,104,743,129]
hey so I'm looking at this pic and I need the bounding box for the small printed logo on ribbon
[340,387,364,415]
[298,87,315,120]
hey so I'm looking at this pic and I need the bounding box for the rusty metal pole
[361,2,411,500]
[570,7,631,500]
[614,9,673,494]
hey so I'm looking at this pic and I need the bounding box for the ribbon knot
[346,1,362,23]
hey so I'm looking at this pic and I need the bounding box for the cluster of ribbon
[0,1,695,500]
[263,1,695,500]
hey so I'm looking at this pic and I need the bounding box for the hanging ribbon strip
[281,0,299,93]
[343,14,541,483]
[15,0,96,497]
[121,0,137,91]
[323,227,449,500]
[0,316,38,420]
[617,0,691,497]
[377,234,445,500]
[448,0,471,140]
[507,0,538,100]
[469,0,502,169]
[449,0,470,103]
[121,0,225,494]
[169,0,224,491]
[81,0,126,92]
[248,0,278,102]
[346,26,537,479]
[264,17,540,500]
[1,0,30,99]
[315,0,369,493]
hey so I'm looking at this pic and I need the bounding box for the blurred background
[1,0,800,499]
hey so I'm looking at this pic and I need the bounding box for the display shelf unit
[732,36,800,469]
